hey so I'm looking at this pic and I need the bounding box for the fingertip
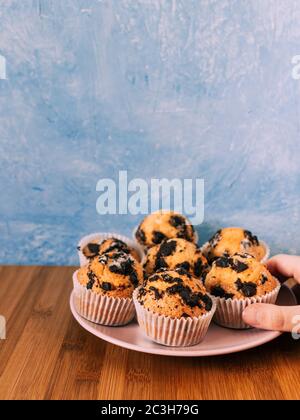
[242,304,261,327]
[265,254,297,281]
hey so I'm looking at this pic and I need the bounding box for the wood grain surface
[0,265,299,400]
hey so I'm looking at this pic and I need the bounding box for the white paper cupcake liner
[77,232,144,267]
[201,240,270,264]
[133,288,216,347]
[72,271,136,326]
[213,281,281,330]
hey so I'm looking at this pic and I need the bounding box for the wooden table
[0,265,299,400]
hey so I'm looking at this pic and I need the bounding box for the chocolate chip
[154,256,168,271]
[209,230,222,248]
[235,279,257,297]
[169,215,185,228]
[152,231,167,244]
[99,253,109,265]
[109,256,134,276]
[161,273,183,284]
[199,293,213,311]
[176,261,190,272]
[173,276,186,283]
[177,230,189,239]
[181,313,190,318]
[87,243,101,255]
[175,267,191,277]
[149,286,164,300]
[261,274,268,285]
[147,274,160,282]
[155,267,168,274]
[103,238,130,255]
[136,227,146,244]
[130,271,139,287]
[215,256,231,268]
[86,281,94,290]
[137,287,147,300]
[86,271,96,290]
[194,258,203,277]
[159,240,177,257]
[244,230,259,246]
[83,242,101,258]
[167,284,206,308]
[101,282,112,291]
[235,253,251,259]
[169,215,191,240]
[201,265,209,284]
[207,255,219,264]
[231,260,249,273]
[210,285,234,300]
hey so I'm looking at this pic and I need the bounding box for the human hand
[243,255,300,332]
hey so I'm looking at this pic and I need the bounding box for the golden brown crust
[77,251,143,298]
[143,238,208,281]
[81,237,140,262]
[205,227,266,262]
[137,269,213,318]
[205,253,278,300]
[135,211,196,248]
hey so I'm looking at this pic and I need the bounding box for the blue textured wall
[1,0,300,265]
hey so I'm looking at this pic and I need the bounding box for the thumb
[243,303,300,332]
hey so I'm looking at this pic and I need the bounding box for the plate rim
[70,291,282,357]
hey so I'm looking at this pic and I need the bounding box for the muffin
[135,211,196,249]
[205,253,280,329]
[203,227,267,263]
[143,238,209,282]
[73,251,143,325]
[133,269,216,346]
[80,237,140,262]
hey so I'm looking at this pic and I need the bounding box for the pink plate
[70,285,296,357]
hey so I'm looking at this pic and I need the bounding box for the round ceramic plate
[70,285,296,357]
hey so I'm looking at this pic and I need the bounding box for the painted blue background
[0,0,300,265]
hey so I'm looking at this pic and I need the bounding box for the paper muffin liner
[201,240,270,264]
[72,270,136,326]
[212,280,281,330]
[77,232,144,267]
[133,288,217,347]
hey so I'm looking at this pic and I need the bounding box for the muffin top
[143,238,209,282]
[205,253,278,300]
[80,237,140,262]
[135,211,196,249]
[77,250,143,298]
[137,269,213,318]
[204,227,266,263]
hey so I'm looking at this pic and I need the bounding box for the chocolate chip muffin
[77,251,143,299]
[205,253,278,300]
[137,269,213,318]
[204,227,266,263]
[143,238,209,282]
[80,237,140,262]
[135,211,196,249]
